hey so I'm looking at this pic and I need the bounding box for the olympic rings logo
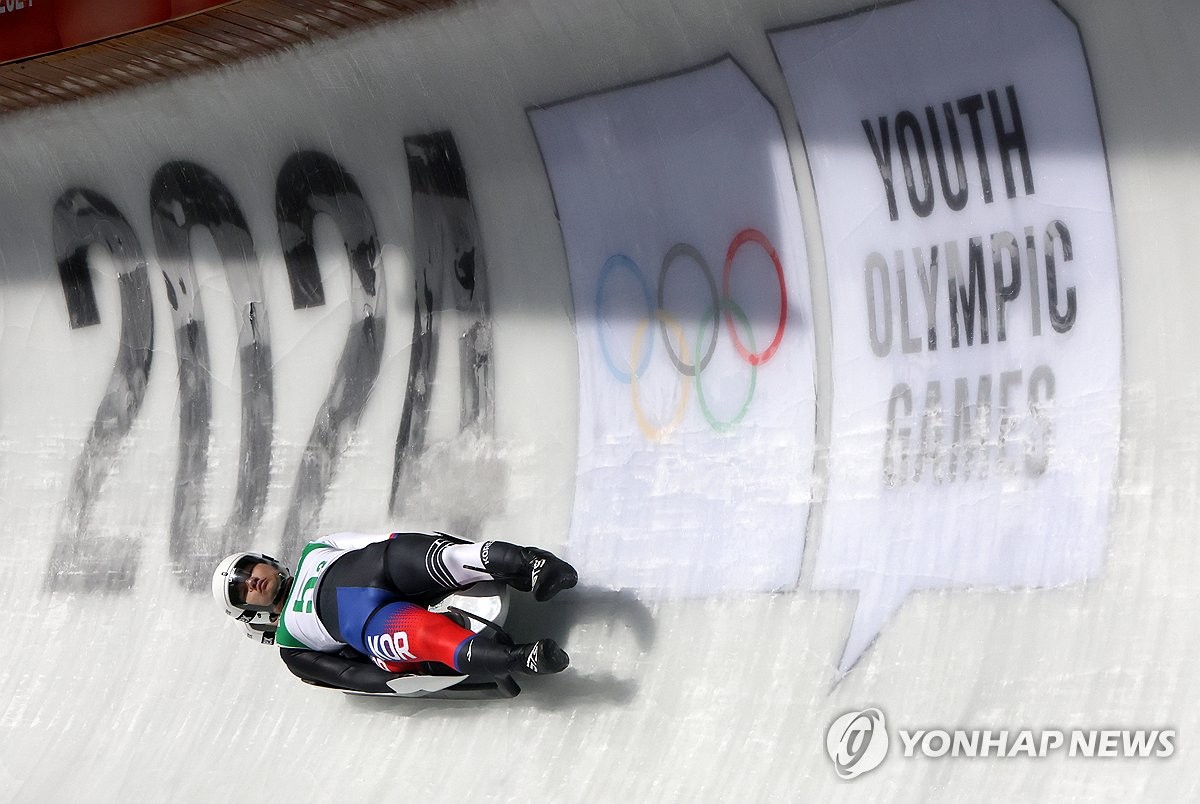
[594,228,789,440]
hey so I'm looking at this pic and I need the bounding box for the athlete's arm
[279,646,402,694]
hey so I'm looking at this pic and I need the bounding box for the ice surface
[1,0,1198,800]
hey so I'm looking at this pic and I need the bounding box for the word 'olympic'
[594,228,788,439]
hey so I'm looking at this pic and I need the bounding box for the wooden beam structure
[0,0,462,115]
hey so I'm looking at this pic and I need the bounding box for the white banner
[772,0,1121,670]
[530,59,816,596]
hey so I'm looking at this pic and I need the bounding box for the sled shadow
[505,584,657,650]
[504,585,657,710]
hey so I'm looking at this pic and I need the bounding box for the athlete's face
[241,561,281,609]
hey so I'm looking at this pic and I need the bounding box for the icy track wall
[1,0,1196,800]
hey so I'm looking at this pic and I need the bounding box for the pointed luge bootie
[482,541,578,601]
[458,635,570,677]
[508,638,570,675]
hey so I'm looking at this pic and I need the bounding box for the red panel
[171,0,224,14]
[0,1,232,63]
[55,0,172,48]
[0,2,61,63]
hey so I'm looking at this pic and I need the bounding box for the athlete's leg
[361,601,569,676]
[384,532,578,602]
[379,533,477,602]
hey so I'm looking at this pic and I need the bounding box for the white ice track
[1,0,1198,800]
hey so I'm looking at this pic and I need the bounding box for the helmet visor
[226,555,261,607]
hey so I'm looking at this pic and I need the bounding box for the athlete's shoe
[508,638,570,675]
[482,542,578,601]
[525,548,578,601]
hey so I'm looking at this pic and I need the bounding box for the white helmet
[212,552,292,645]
